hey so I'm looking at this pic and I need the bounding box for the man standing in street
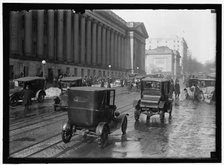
[23,84,33,116]
[175,80,180,99]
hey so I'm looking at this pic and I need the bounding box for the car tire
[121,116,128,135]
[10,97,18,107]
[62,129,72,143]
[98,125,109,148]
[38,92,45,103]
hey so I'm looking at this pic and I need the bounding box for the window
[110,91,114,105]
[93,70,96,76]
[66,67,70,75]
[88,69,90,76]
[103,71,105,77]
[74,68,77,76]
[81,69,84,77]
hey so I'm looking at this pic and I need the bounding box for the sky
[113,9,216,64]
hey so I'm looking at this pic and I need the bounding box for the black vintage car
[9,77,46,106]
[62,87,128,148]
[134,77,172,123]
[54,77,83,111]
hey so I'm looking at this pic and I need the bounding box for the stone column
[106,28,111,66]
[57,10,64,61]
[73,13,79,63]
[37,10,44,59]
[66,10,72,62]
[117,34,121,69]
[114,32,118,68]
[10,11,19,54]
[92,21,97,65]
[86,18,92,65]
[102,25,106,66]
[80,15,86,65]
[24,10,32,56]
[48,10,54,60]
[97,23,102,65]
[110,30,114,68]
[121,36,124,70]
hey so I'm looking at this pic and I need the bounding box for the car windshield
[14,81,24,88]
[143,81,160,90]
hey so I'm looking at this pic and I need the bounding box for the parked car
[9,77,46,106]
[198,78,215,102]
[134,77,172,123]
[62,87,128,148]
[54,77,83,111]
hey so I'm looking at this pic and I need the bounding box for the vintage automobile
[62,87,128,148]
[185,78,215,102]
[198,78,215,102]
[134,77,172,123]
[54,77,83,111]
[9,76,46,106]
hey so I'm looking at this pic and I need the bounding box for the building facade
[9,10,148,80]
[147,36,188,71]
[145,46,181,78]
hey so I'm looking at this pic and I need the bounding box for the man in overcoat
[23,84,33,115]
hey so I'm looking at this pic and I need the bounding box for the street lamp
[137,66,139,74]
[42,60,46,78]
[108,64,111,88]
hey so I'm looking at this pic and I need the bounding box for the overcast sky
[113,9,216,64]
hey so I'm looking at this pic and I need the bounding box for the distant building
[9,10,148,80]
[147,36,188,73]
[145,46,181,78]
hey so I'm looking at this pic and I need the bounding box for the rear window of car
[143,81,160,89]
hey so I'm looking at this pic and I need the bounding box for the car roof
[61,77,82,81]
[14,76,45,82]
[198,78,215,81]
[69,87,115,92]
[141,77,169,82]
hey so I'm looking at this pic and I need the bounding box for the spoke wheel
[98,126,108,148]
[10,97,18,107]
[62,128,73,143]
[38,93,45,103]
[121,116,128,135]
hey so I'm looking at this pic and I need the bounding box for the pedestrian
[194,83,200,102]
[175,80,180,99]
[23,84,33,116]
[169,79,175,100]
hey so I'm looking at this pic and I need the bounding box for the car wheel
[198,92,204,102]
[160,110,165,123]
[62,129,72,143]
[134,110,140,121]
[38,92,45,103]
[98,126,108,148]
[121,116,128,135]
[10,97,18,107]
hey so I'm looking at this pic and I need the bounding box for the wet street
[9,86,216,159]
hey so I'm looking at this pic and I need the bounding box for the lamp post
[42,60,46,78]
[137,66,139,74]
[108,64,111,88]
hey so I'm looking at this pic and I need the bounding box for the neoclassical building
[145,46,181,78]
[9,9,148,80]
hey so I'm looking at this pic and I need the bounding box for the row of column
[10,10,129,71]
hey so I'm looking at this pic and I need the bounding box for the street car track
[10,103,134,158]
